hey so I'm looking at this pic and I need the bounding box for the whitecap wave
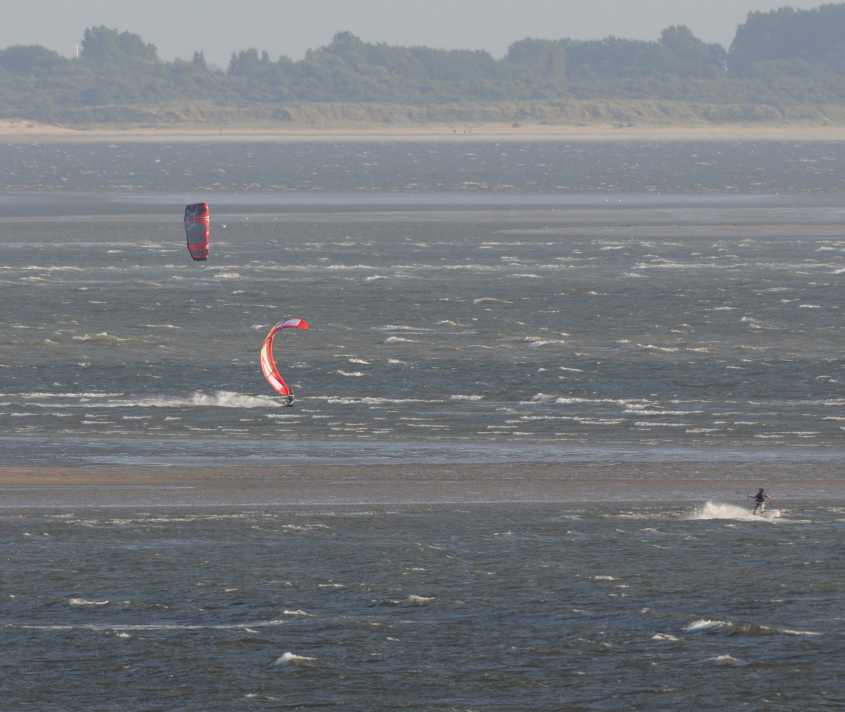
[707,654,747,666]
[275,652,316,665]
[68,598,110,607]
[406,595,435,605]
[688,501,781,522]
[528,394,651,408]
[684,618,819,637]
[315,396,438,405]
[10,619,287,631]
[72,332,132,344]
[638,344,680,353]
[525,337,566,348]
[373,324,434,333]
[684,619,729,633]
[652,633,680,642]
[473,297,513,304]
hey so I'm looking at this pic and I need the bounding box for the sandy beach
[5,119,845,143]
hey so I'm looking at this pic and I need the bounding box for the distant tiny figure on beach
[751,488,768,515]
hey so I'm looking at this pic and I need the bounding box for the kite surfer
[184,202,210,261]
[259,318,309,406]
[751,488,769,515]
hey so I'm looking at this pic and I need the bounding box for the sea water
[3,502,844,710]
[1,140,844,709]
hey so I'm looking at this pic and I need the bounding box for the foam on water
[525,337,566,348]
[68,598,110,607]
[406,595,435,605]
[316,396,440,405]
[10,619,287,631]
[652,633,680,642]
[3,391,282,411]
[684,618,820,637]
[275,652,317,665]
[374,325,435,333]
[688,502,782,522]
[131,391,282,409]
[706,655,748,666]
[473,297,513,304]
[684,619,729,633]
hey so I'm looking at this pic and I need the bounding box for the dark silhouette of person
[752,488,768,515]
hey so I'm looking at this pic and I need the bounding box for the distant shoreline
[5,119,845,143]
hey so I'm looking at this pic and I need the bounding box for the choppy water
[1,174,844,462]
[2,140,845,709]
[3,502,844,711]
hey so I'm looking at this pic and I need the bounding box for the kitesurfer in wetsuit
[752,488,768,515]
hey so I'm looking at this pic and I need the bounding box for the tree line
[2,4,845,123]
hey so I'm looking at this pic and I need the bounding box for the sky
[0,0,829,67]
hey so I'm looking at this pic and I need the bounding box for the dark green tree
[80,26,159,65]
[660,25,726,77]
[0,45,67,74]
[730,4,845,75]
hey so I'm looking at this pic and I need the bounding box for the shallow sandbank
[5,120,845,144]
[0,462,841,507]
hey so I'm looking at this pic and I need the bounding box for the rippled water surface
[2,140,844,709]
[4,502,844,711]
[1,184,844,460]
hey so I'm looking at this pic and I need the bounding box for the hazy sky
[1,0,828,67]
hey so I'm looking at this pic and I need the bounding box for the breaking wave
[274,652,317,665]
[72,332,132,344]
[684,618,819,637]
[68,598,110,607]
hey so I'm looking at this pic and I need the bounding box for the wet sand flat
[5,120,845,143]
[1,462,843,507]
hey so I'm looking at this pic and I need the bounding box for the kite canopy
[259,318,310,405]
[184,202,210,261]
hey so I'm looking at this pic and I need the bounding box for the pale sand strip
[4,120,845,143]
[0,463,841,505]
